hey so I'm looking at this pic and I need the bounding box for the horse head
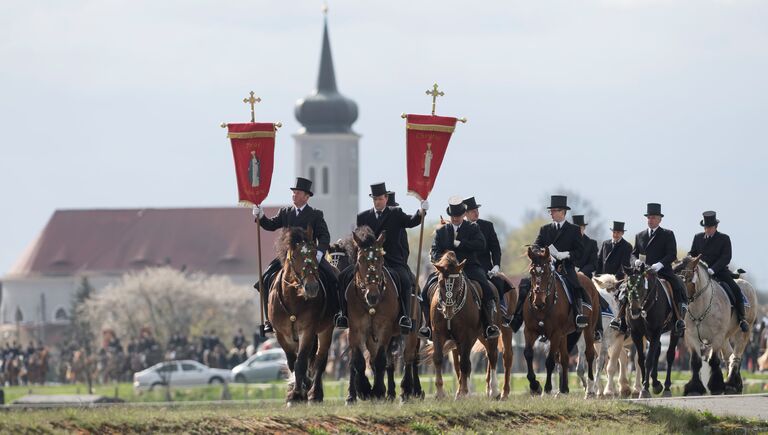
[433,251,468,317]
[675,255,702,300]
[624,263,649,319]
[527,245,553,310]
[281,226,321,299]
[327,238,354,271]
[353,226,387,307]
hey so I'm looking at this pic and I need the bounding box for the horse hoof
[652,382,664,395]
[585,392,596,399]
[662,390,672,398]
[724,386,739,395]
[345,398,357,406]
[638,390,651,399]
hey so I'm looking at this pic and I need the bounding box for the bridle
[355,245,387,307]
[528,260,556,310]
[283,242,319,290]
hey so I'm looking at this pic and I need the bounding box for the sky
[1,1,766,288]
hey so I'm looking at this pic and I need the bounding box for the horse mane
[329,237,357,259]
[674,255,694,273]
[276,227,311,262]
[435,251,459,270]
[353,226,377,249]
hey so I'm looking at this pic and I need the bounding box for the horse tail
[420,340,457,364]
[471,338,496,355]
[443,340,457,354]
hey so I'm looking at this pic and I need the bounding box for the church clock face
[311,146,324,161]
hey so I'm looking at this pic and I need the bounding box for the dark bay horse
[427,251,492,399]
[269,227,334,405]
[523,246,599,397]
[623,264,679,398]
[345,227,400,403]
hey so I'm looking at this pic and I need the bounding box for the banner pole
[411,210,426,321]
[255,205,266,337]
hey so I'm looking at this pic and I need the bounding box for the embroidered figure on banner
[423,142,433,178]
[249,150,261,187]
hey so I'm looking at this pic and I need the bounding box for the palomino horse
[345,227,400,403]
[269,226,334,405]
[675,256,757,395]
[523,246,599,397]
[622,264,679,398]
[427,251,497,399]
[579,274,640,398]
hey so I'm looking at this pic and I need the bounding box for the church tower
[294,12,359,241]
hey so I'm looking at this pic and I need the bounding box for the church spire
[317,12,338,94]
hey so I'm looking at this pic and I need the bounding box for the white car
[232,348,288,383]
[133,360,232,391]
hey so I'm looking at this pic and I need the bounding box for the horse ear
[692,255,702,266]
[352,230,362,246]
[592,276,606,289]
[377,230,386,245]
[527,246,536,260]
[457,259,467,272]
[434,263,445,275]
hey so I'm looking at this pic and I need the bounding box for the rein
[275,245,327,342]
[527,261,559,336]
[682,263,717,346]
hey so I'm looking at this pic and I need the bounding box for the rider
[342,182,426,334]
[689,211,749,332]
[418,198,501,340]
[572,215,598,279]
[597,221,633,280]
[254,177,341,333]
[463,196,515,327]
[628,203,687,336]
[233,328,247,350]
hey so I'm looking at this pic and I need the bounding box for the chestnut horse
[345,226,400,403]
[523,245,599,397]
[428,251,495,399]
[269,227,334,405]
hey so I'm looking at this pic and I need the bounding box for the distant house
[0,207,282,346]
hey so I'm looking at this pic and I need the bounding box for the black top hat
[547,195,571,210]
[644,203,664,217]
[462,196,481,211]
[290,177,314,196]
[386,191,399,207]
[700,211,719,227]
[610,221,626,232]
[446,202,467,217]
[369,182,388,198]
[572,215,588,226]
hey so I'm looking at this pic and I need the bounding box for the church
[0,14,360,346]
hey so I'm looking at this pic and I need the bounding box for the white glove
[707,268,715,276]
[316,251,324,263]
[252,205,263,218]
[421,200,430,211]
[489,265,500,277]
[651,262,663,272]
[548,244,561,257]
[560,251,570,260]
[634,259,643,267]
[453,240,461,248]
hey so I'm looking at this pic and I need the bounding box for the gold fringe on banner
[227,131,276,139]
[406,123,455,133]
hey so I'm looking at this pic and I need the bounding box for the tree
[503,217,549,276]
[66,276,96,393]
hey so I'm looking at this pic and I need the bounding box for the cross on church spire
[243,91,261,123]
[425,83,444,116]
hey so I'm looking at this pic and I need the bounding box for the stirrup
[418,326,431,340]
[538,335,548,343]
[485,325,500,339]
[609,319,621,331]
[262,322,274,335]
[501,315,513,328]
[575,314,588,329]
[399,316,413,330]
[674,319,686,336]
[334,313,349,329]
[594,329,603,343]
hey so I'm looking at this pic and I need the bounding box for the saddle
[714,279,750,308]
[553,270,592,312]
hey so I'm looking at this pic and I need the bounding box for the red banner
[227,123,277,206]
[405,114,457,201]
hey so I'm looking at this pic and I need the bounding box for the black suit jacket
[575,234,598,276]
[357,206,421,267]
[632,227,677,271]
[534,221,584,262]
[258,205,331,253]
[475,219,502,271]
[689,231,732,274]
[430,221,486,268]
[597,238,633,278]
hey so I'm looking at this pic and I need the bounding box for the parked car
[232,348,288,383]
[133,360,232,391]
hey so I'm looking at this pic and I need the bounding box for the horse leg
[684,350,706,396]
[308,328,332,403]
[662,334,678,397]
[287,335,313,404]
[524,334,541,395]
[725,331,746,394]
[346,347,360,405]
[559,336,571,395]
[385,339,397,401]
[400,334,415,402]
[371,346,387,400]
[433,336,447,400]
[648,335,663,395]
[707,352,725,395]
[584,334,597,398]
[486,338,500,399]
[276,333,298,398]
[501,329,513,400]
[456,346,472,399]
[576,337,587,389]
[605,342,619,397]
[544,350,556,395]
[632,334,650,398]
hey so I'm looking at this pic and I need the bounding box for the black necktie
[296,208,301,217]
[649,229,655,239]
[376,211,381,220]
[555,222,561,231]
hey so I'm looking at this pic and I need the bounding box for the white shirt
[295,205,306,216]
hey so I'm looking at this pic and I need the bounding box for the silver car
[232,348,288,383]
[133,360,232,391]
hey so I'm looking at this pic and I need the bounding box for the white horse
[676,256,758,395]
[575,274,640,397]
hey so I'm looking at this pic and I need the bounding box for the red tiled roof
[6,207,285,278]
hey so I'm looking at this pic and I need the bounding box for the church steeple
[295,11,358,133]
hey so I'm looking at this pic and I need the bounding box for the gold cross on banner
[425,83,444,116]
[243,91,262,123]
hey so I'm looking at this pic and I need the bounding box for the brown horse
[269,226,334,405]
[27,349,49,384]
[3,355,23,386]
[428,251,492,399]
[523,245,599,397]
[345,227,400,403]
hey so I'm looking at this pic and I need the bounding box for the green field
[1,395,766,434]
[2,371,767,404]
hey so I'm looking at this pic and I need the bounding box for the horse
[675,255,758,395]
[345,226,401,403]
[269,226,334,405]
[578,274,640,398]
[26,349,49,385]
[622,263,679,398]
[426,251,494,399]
[327,238,355,273]
[3,355,23,386]
[522,245,599,397]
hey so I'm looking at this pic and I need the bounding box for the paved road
[631,393,768,421]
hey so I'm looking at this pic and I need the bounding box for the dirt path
[631,393,768,421]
